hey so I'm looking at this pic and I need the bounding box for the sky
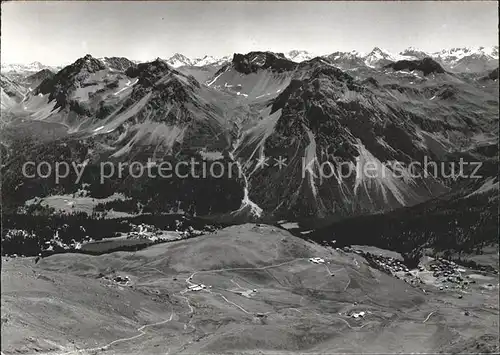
[1,1,498,65]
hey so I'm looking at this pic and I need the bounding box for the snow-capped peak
[432,46,499,61]
[367,47,392,57]
[165,53,193,68]
[193,55,217,66]
[164,54,230,67]
[285,50,314,62]
[363,47,398,67]
[192,55,230,67]
[429,46,499,72]
[321,45,498,72]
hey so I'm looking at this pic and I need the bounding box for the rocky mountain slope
[100,57,137,72]
[211,52,497,221]
[0,74,29,111]
[1,49,498,225]
[308,154,498,262]
[384,57,446,76]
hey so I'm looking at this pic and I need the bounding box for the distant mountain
[165,53,193,68]
[1,61,62,75]
[192,55,231,67]
[321,46,499,73]
[432,47,499,73]
[165,54,231,68]
[433,46,497,63]
[324,50,366,69]
[2,61,49,73]
[323,47,417,69]
[285,50,314,62]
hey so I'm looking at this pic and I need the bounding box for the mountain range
[1,44,498,354]
[2,47,498,223]
[161,46,499,73]
[164,53,232,68]
[3,46,497,75]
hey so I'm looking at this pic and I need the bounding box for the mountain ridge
[3,45,498,74]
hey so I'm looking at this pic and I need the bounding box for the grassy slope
[2,224,498,354]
